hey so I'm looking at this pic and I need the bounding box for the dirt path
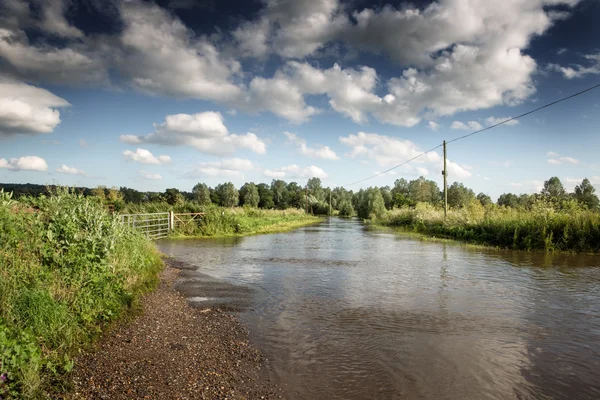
[69,262,282,399]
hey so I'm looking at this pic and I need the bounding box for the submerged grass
[377,201,600,253]
[0,189,162,398]
[170,206,322,238]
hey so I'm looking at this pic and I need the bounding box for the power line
[342,82,600,188]
[343,143,442,187]
[446,83,600,145]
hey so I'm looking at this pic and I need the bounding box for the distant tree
[408,176,441,204]
[498,193,519,208]
[216,182,239,207]
[355,187,386,219]
[287,182,304,208]
[192,183,211,205]
[209,188,220,205]
[518,193,532,208]
[91,186,106,200]
[307,177,325,202]
[476,192,493,207]
[380,186,394,210]
[541,177,566,199]
[239,182,260,208]
[271,180,289,209]
[257,183,274,209]
[120,187,143,203]
[164,188,184,205]
[447,182,476,208]
[338,199,354,216]
[574,178,600,210]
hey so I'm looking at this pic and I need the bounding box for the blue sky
[1,0,600,200]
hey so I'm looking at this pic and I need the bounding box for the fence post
[168,211,174,231]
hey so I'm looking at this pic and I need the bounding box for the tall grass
[0,189,162,398]
[378,200,600,252]
[171,206,321,237]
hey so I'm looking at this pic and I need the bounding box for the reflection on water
[158,218,600,400]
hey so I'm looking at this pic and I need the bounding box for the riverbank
[171,207,323,238]
[377,203,600,253]
[69,260,281,399]
[0,190,162,399]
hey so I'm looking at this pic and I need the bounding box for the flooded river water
[158,217,600,400]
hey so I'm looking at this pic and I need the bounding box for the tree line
[1,176,597,216]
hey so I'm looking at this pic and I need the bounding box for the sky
[1,0,600,200]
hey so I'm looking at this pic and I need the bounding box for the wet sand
[69,259,282,399]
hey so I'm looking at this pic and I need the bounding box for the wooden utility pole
[443,140,448,221]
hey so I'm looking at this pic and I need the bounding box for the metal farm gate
[120,212,171,240]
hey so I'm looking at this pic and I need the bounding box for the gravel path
[69,262,282,399]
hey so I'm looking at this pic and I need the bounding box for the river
[157,217,600,400]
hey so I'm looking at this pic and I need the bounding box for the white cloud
[485,116,520,126]
[56,164,86,175]
[114,1,242,102]
[0,79,70,136]
[546,151,579,165]
[123,148,171,165]
[140,171,163,180]
[284,132,339,160]
[549,53,600,79]
[339,131,471,179]
[0,156,48,171]
[427,121,440,131]
[185,158,255,179]
[451,120,483,131]
[508,180,544,193]
[263,164,328,179]
[119,112,266,156]
[79,139,88,148]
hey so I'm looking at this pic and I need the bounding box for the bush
[0,189,162,398]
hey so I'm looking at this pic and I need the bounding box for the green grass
[377,200,600,253]
[169,206,323,238]
[0,189,162,398]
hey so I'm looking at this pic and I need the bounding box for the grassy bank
[377,201,600,253]
[0,189,162,399]
[170,206,323,237]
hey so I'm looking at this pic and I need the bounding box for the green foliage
[447,182,476,208]
[355,187,386,219]
[477,192,493,207]
[338,200,354,217]
[164,188,184,206]
[170,206,320,237]
[257,183,274,209]
[271,180,290,209]
[215,182,239,207]
[239,183,260,208]
[380,198,600,252]
[574,178,600,210]
[0,189,162,398]
[192,183,212,206]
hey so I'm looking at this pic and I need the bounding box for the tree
[476,192,493,207]
[164,188,184,205]
[239,183,260,208]
[257,183,274,209]
[355,187,386,219]
[271,180,289,209]
[380,186,394,210]
[574,178,600,210]
[120,187,143,203]
[209,188,220,205]
[192,183,211,205]
[307,177,325,202]
[541,177,566,199]
[408,176,441,204]
[498,193,518,208]
[287,182,304,208]
[216,182,239,207]
[447,182,476,208]
[91,186,106,200]
[338,200,354,216]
